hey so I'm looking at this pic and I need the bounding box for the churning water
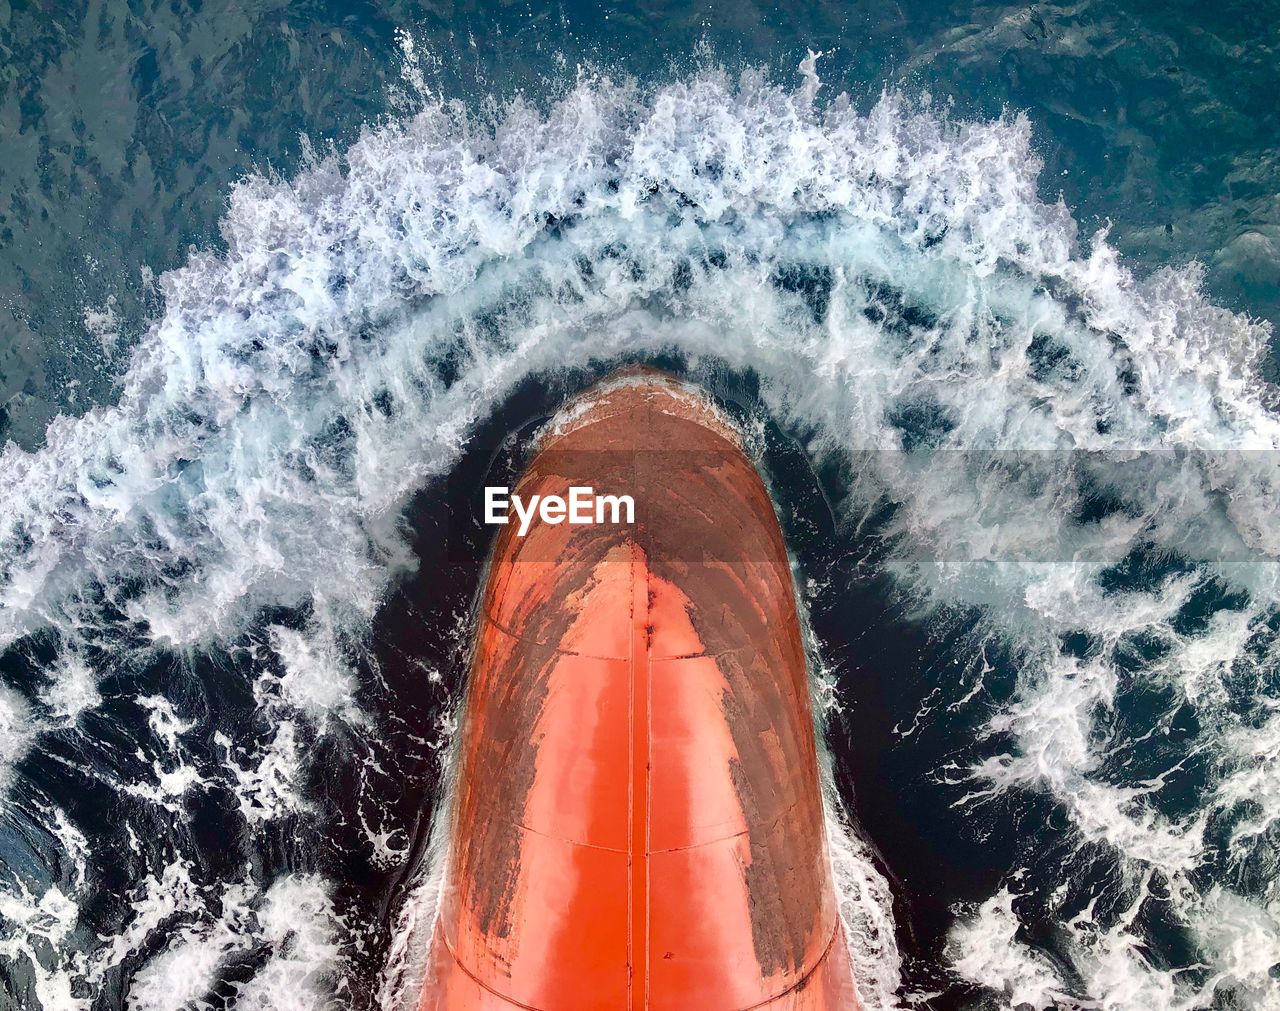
[1,33,1279,1011]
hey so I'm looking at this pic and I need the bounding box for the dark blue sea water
[2,3,1279,1009]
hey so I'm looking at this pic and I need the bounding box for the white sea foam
[216,720,312,824]
[38,655,102,724]
[267,623,365,728]
[377,853,445,1011]
[826,803,902,1010]
[120,873,347,1011]
[947,888,1071,1010]
[233,875,347,1010]
[0,50,1277,1009]
[0,880,85,1011]
[0,800,92,1010]
[0,683,34,793]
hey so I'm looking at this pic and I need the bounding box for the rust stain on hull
[420,369,861,1010]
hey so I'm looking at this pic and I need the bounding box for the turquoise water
[1,4,1279,1009]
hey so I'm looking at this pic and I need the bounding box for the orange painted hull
[421,369,860,1009]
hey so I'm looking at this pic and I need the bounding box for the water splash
[1,52,1277,1008]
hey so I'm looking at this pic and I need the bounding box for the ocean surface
[2,2,1279,1009]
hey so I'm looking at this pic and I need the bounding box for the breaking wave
[1,49,1278,1009]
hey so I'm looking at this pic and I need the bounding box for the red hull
[420,370,860,1009]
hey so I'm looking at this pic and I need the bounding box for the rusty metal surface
[421,370,860,1010]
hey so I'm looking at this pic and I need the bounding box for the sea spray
[0,53,1276,1008]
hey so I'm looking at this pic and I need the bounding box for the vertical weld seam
[628,539,652,1010]
[629,424,650,1010]
[642,550,654,1010]
[627,542,637,1010]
